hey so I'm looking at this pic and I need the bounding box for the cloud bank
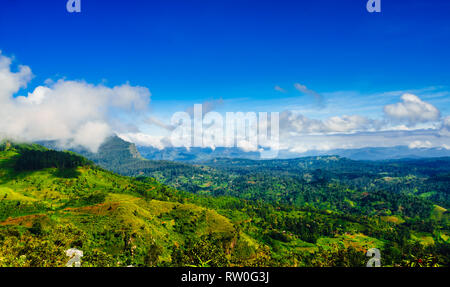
[133,91,448,154]
[384,93,440,126]
[280,111,377,135]
[2,51,448,155]
[0,52,150,152]
[122,90,448,155]
[276,92,448,153]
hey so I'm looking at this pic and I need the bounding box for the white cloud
[237,139,260,152]
[408,140,433,149]
[444,116,450,127]
[17,86,50,105]
[73,122,111,151]
[280,111,375,134]
[274,85,287,93]
[116,99,450,154]
[0,52,33,101]
[118,133,166,150]
[323,115,375,133]
[440,116,450,136]
[280,111,325,134]
[294,83,324,107]
[0,52,151,152]
[384,93,440,126]
[146,116,176,131]
[289,145,309,154]
[3,51,449,156]
[279,129,447,154]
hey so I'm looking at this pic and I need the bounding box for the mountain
[39,135,450,164]
[39,136,202,177]
[0,141,263,267]
[2,141,449,267]
[41,137,450,220]
[39,136,450,208]
[295,146,450,161]
[136,144,450,162]
[137,145,261,161]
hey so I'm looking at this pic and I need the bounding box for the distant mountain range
[290,146,450,161]
[35,136,450,207]
[39,135,450,162]
[137,145,261,161]
[137,143,450,162]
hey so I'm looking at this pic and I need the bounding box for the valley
[1,138,448,267]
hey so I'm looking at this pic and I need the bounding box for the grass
[0,147,240,266]
[431,205,447,221]
[380,215,405,224]
[317,233,385,252]
[411,232,435,246]
[0,187,37,202]
[1,144,448,267]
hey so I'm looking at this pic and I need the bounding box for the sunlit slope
[0,143,237,267]
[1,142,448,267]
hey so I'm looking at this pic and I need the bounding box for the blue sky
[1,0,449,152]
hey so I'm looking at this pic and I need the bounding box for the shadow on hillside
[52,168,81,179]
[0,166,81,186]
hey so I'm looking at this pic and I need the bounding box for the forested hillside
[0,142,250,266]
[72,137,450,214]
[1,140,449,267]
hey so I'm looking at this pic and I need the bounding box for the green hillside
[0,143,241,267]
[67,137,450,214]
[1,141,449,267]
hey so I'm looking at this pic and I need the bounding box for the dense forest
[1,139,449,267]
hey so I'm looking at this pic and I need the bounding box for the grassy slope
[1,142,447,267]
[0,145,237,266]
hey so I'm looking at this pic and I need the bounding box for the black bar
[0,267,447,286]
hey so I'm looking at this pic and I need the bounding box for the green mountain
[0,142,245,267]
[42,136,227,194]
[74,136,450,212]
[136,144,450,162]
[1,140,449,267]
